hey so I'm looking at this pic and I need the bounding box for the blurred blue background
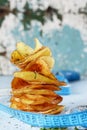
[0,0,87,77]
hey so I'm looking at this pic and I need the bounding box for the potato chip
[11,50,23,63]
[12,88,57,96]
[34,38,42,52]
[12,84,60,95]
[16,42,33,56]
[41,105,64,114]
[19,94,52,105]
[29,103,57,112]
[11,77,29,89]
[14,71,61,86]
[24,58,55,79]
[15,46,52,67]
[39,56,55,69]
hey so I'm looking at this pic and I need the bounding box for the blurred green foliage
[40,127,79,130]
[21,2,45,30]
[21,2,62,30]
[0,0,87,30]
[40,128,68,130]
[0,17,4,26]
[0,0,9,6]
[0,0,9,26]
[0,0,62,30]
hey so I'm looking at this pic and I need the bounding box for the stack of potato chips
[10,38,66,114]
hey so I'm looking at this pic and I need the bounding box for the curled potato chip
[24,58,55,79]
[19,94,52,105]
[11,77,29,89]
[13,47,52,69]
[14,71,62,86]
[11,101,58,112]
[34,38,42,52]
[10,96,64,114]
[12,88,57,96]
[16,42,33,56]
[12,84,60,92]
[11,93,62,105]
[11,50,23,63]
[28,103,58,112]
[39,56,55,69]
[41,105,64,114]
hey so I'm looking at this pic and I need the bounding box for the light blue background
[12,24,87,76]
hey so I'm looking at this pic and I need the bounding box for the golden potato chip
[12,88,57,96]
[11,93,62,106]
[10,98,34,111]
[16,42,33,56]
[27,103,57,112]
[20,94,51,105]
[41,105,64,114]
[47,95,63,104]
[24,84,60,90]
[14,71,61,86]
[39,56,55,69]
[10,97,63,114]
[15,46,52,68]
[21,103,57,112]
[24,58,55,79]
[11,50,23,63]
[34,38,42,52]
[11,77,60,91]
[11,77,29,89]
[26,94,62,105]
